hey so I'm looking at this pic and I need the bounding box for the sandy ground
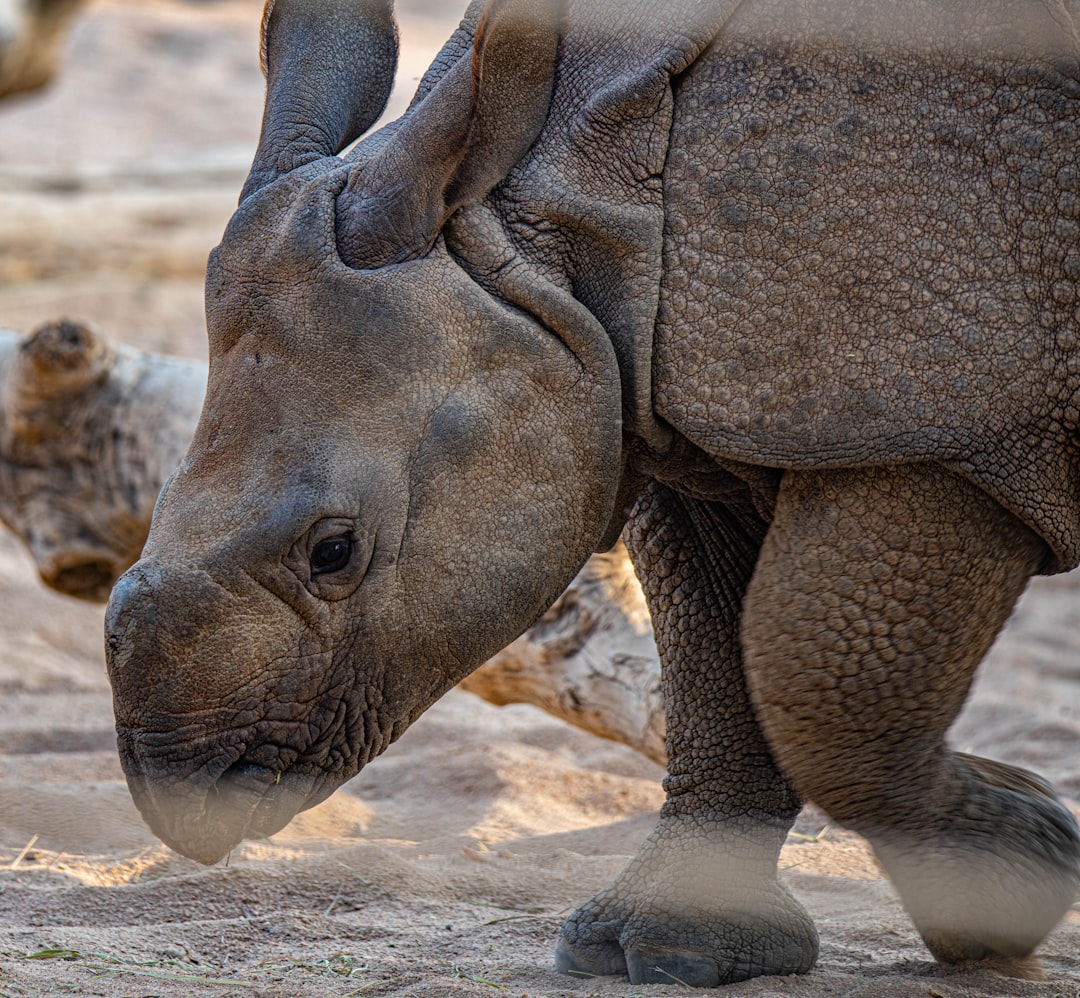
[0,2,1077,995]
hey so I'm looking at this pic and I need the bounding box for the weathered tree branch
[461,542,665,765]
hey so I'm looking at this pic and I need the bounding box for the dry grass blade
[86,966,259,987]
[650,965,693,986]
[787,825,830,844]
[20,948,260,989]
[9,835,38,870]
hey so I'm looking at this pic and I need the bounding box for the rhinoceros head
[105,0,622,863]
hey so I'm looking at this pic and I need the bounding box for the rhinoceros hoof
[554,880,819,986]
[876,767,1080,969]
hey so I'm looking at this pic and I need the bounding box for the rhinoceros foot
[555,881,817,986]
[554,816,818,986]
[871,755,1080,970]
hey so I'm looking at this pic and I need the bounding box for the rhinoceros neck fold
[438,1,747,456]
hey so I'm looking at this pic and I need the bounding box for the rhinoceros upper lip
[130,763,318,865]
[116,732,313,864]
[117,696,364,863]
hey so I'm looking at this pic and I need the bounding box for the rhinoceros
[0,0,85,100]
[104,0,1080,986]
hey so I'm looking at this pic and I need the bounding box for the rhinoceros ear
[336,0,564,267]
[241,0,399,201]
[11,319,115,405]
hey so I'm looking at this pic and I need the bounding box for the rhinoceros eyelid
[290,517,376,601]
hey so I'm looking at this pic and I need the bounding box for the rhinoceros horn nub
[241,0,399,201]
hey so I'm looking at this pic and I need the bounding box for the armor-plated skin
[106,0,1080,987]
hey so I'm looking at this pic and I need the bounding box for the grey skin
[106,0,1080,987]
[0,0,85,100]
[0,321,205,601]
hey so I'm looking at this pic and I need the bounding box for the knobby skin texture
[0,322,664,758]
[106,0,1080,987]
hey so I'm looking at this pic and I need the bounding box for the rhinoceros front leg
[743,463,1080,967]
[555,480,819,987]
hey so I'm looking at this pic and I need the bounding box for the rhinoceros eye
[310,535,352,576]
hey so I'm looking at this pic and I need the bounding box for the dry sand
[0,2,1077,995]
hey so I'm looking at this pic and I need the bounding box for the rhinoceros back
[653,0,1080,570]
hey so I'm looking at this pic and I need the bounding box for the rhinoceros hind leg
[877,751,1080,966]
[743,463,1080,966]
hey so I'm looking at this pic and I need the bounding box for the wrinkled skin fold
[107,0,1080,987]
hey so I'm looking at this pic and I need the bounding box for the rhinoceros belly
[653,0,1080,570]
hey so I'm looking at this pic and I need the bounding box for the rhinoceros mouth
[115,689,393,863]
[217,761,327,847]
[127,759,335,865]
[117,724,351,864]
